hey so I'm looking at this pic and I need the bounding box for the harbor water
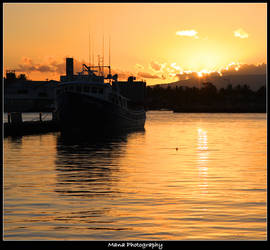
[3,111,267,240]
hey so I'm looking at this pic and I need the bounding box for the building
[4,72,58,112]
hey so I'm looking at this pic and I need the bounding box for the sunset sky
[3,3,267,85]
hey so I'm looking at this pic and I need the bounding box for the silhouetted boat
[55,58,146,134]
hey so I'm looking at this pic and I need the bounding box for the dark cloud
[150,61,162,72]
[16,57,63,74]
[16,64,37,72]
[36,65,55,72]
[109,69,134,80]
[176,72,198,81]
[13,56,266,85]
[173,63,266,81]
[15,57,88,75]
[110,69,161,80]
[221,63,266,75]
[49,60,66,74]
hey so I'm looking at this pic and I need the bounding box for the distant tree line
[145,82,266,112]
[4,72,28,84]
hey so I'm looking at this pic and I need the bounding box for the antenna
[109,35,111,68]
[109,35,111,78]
[92,34,94,65]
[98,54,101,76]
[102,33,105,76]
[88,32,91,66]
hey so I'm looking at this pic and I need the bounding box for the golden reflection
[197,128,209,194]
[4,113,267,240]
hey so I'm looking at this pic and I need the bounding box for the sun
[178,40,233,74]
[191,51,222,72]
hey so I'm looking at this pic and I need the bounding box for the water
[3,111,267,240]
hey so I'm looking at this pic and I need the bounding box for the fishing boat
[55,58,146,134]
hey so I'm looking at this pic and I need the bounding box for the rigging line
[89,31,91,66]
[92,34,94,66]
[88,23,91,66]
[102,33,105,76]
[109,35,111,68]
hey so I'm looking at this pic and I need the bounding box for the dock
[4,120,60,137]
[4,112,60,137]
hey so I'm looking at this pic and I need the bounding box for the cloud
[13,56,177,82]
[148,61,185,81]
[36,65,55,72]
[176,30,199,39]
[16,57,64,74]
[21,57,33,65]
[137,72,161,79]
[176,72,198,81]
[234,28,249,39]
[50,60,66,74]
[14,57,144,81]
[148,60,186,80]
[15,57,90,75]
[221,63,266,75]
[135,64,144,70]
[112,69,161,80]
[149,61,163,72]
[110,69,134,80]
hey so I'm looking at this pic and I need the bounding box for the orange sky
[3,3,267,85]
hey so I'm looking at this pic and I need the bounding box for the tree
[18,74,27,81]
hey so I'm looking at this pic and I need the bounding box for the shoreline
[146,107,266,113]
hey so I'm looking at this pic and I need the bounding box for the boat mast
[88,31,91,66]
[92,34,94,66]
[102,33,105,76]
[109,35,111,75]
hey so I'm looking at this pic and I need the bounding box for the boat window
[108,93,113,101]
[84,86,90,92]
[92,87,97,93]
[17,89,28,94]
[38,92,48,97]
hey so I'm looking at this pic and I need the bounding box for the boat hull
[55,92,146,134]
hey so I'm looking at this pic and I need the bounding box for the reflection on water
[197,128,209,195]
[55,133,130,198]
[53,132,145,231]
[4,112,267,240]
